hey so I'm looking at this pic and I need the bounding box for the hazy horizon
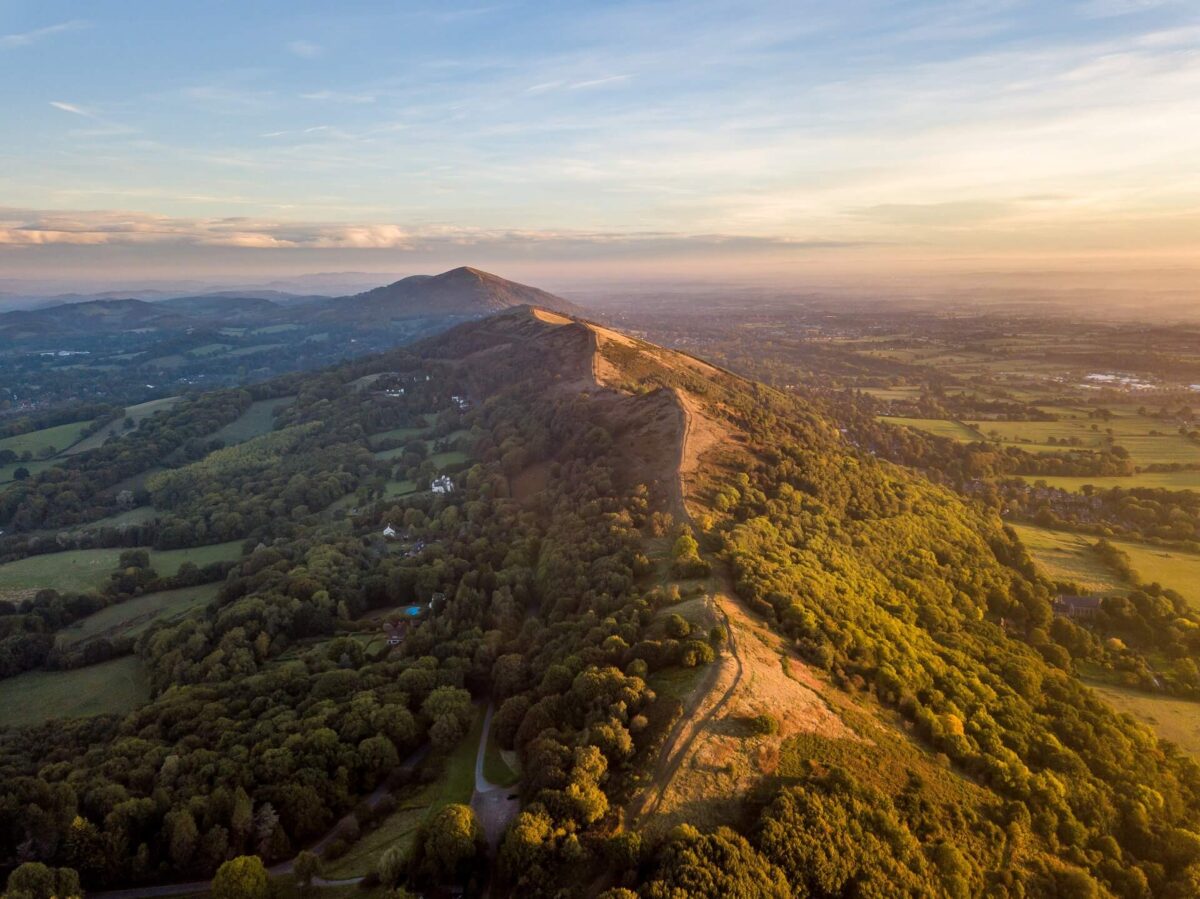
[2,0,1198,297]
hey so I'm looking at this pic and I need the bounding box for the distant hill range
[0,267,581,339]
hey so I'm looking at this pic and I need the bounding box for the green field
[1087,681,1200,756]
[66,396,182,455]
[56,582,220,648]
[368,426,428,447]
[0,419,94,457]
[0,656,150,728]
[0,458,56,486]
[187,343,233,356]
[322,707,484,878]
[1009,524,1125,594]
[1112,538,1200,608]
[80,505,160,530]
[1034,471,1200,493]
[212,396,295,445]
[1011,524,1200,607]
[862,386,923,402]
[878,417,983,442]
[251,324,301,335]
[383,480,418,499]
[0,541,244,601]
[226,343,285,357]
[968,416,1199,468]
[429,450,469,468]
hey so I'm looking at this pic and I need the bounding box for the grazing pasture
[1035,471,1200,493]
[65,396,182,455]
[0,541,244,601]
[0,419,93,457]
[1011,523,1200,607]
[56,582,220,648]
[1009,524,1125,595]
[1112,538,1200,608]
[0,459,55,486]
[1087,681,1200,756]
[211,396,295,445]
[878,417,984,442]
[0,656,150,728]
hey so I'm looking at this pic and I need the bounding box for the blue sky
[1,0,1197,283]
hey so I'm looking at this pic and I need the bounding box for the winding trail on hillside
[630,592,743,825]
[627,391,746,827]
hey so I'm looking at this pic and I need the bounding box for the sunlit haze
[1,0,1198,291]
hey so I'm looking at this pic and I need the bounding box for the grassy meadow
[56,582,221,648]
[65,396,182,455]
[0,419,93,457]
[878,417,984,442]
[1087,681,1200,756]
[1009,524,1126,594]
[212,396,295,445]
[0,541,245,601]
[0,656,150,728]
[1011,523,1200,607]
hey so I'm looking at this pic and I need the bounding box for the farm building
[1054,595,1103,619]
[431,475,455,494]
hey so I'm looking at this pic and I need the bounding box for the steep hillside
[419,307,1200,898]
[1,306,1198,899]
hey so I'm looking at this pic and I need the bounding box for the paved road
[470,702,521,851]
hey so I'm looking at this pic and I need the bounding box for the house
[431,475,454,494]
[1054,595,1103,619]
[451,394,471,410]
[382,621,404,646]
[382,524,397,538]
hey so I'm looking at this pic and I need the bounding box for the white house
[431,475,454,494]
[382,524,397,538]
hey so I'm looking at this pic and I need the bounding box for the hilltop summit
[319,266,581,322]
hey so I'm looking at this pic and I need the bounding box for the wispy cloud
[0,207,864,253]
[0,19,86,49]
[1078,0,1182,18]
[299,90,377,104]
[569,74,631,90]
[49,101,96,118]
[184,84,276,112]
[288,39,323,59]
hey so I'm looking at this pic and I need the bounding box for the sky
[0,0,1197,287]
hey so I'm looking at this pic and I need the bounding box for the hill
[310,266,580,322]
[0,305,1198,898]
